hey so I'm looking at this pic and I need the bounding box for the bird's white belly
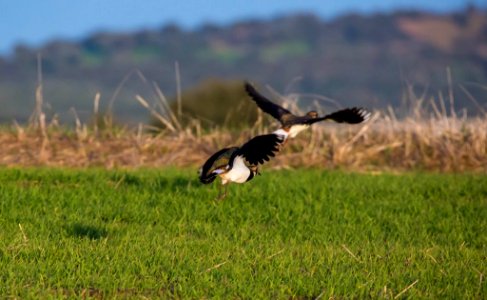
[221,156,250,184]
[288,124,309,138]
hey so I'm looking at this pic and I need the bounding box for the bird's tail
[308,107,371,125]
[199,173,218,184]
[199,167,225,184]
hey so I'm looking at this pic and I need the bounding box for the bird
[245,81,371,138]
[199,130,288,200]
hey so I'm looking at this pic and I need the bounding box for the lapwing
[245,82,371,138]
[199,130,288,199]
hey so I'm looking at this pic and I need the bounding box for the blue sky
[1,0,484,54]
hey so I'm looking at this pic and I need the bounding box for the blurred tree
[164,79,261,129]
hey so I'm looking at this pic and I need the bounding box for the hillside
[0,7,486,124]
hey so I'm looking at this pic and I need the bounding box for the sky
[1,0,484,54]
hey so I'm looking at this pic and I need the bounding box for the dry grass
[1,110,485,172]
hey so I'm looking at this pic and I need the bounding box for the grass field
[0,168,485,298]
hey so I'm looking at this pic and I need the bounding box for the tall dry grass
[1,90,486,173]
[2,113,485,172]
[1,60,486,172]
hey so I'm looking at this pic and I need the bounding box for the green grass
[0,168,486,298]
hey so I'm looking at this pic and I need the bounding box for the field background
[1,168,486,298]
[1,39,486,300]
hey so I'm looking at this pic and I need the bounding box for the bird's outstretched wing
[235,133,285,166]
[308,107,371,125]
[199,147,239,184]
[244,81,292,121]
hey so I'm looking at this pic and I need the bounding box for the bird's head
[249,165,261,175]
[306,111,319,118]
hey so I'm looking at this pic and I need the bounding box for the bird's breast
[220,156,251,184]
[288,124,310,138]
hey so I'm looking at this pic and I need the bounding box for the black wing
[235,133,285,166]
[199,147,238,184]
[307,107,371,125]
[244,81,292,121]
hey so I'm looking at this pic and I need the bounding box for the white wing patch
[273,129,289,139]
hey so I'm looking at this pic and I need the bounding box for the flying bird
[199,130,288,199]
[245,82,371,138]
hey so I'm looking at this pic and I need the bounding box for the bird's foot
[215,190,228,201]
[215,194,226,201]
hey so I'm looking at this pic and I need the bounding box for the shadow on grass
[110,173,200,192]
[66,223,108,240]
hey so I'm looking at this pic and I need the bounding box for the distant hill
[0,7,486,124]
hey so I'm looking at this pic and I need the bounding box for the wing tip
[244,81,258,97]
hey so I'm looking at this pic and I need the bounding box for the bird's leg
[216,184,228,201]
[216,184,222,200]
[223,185,228,199]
